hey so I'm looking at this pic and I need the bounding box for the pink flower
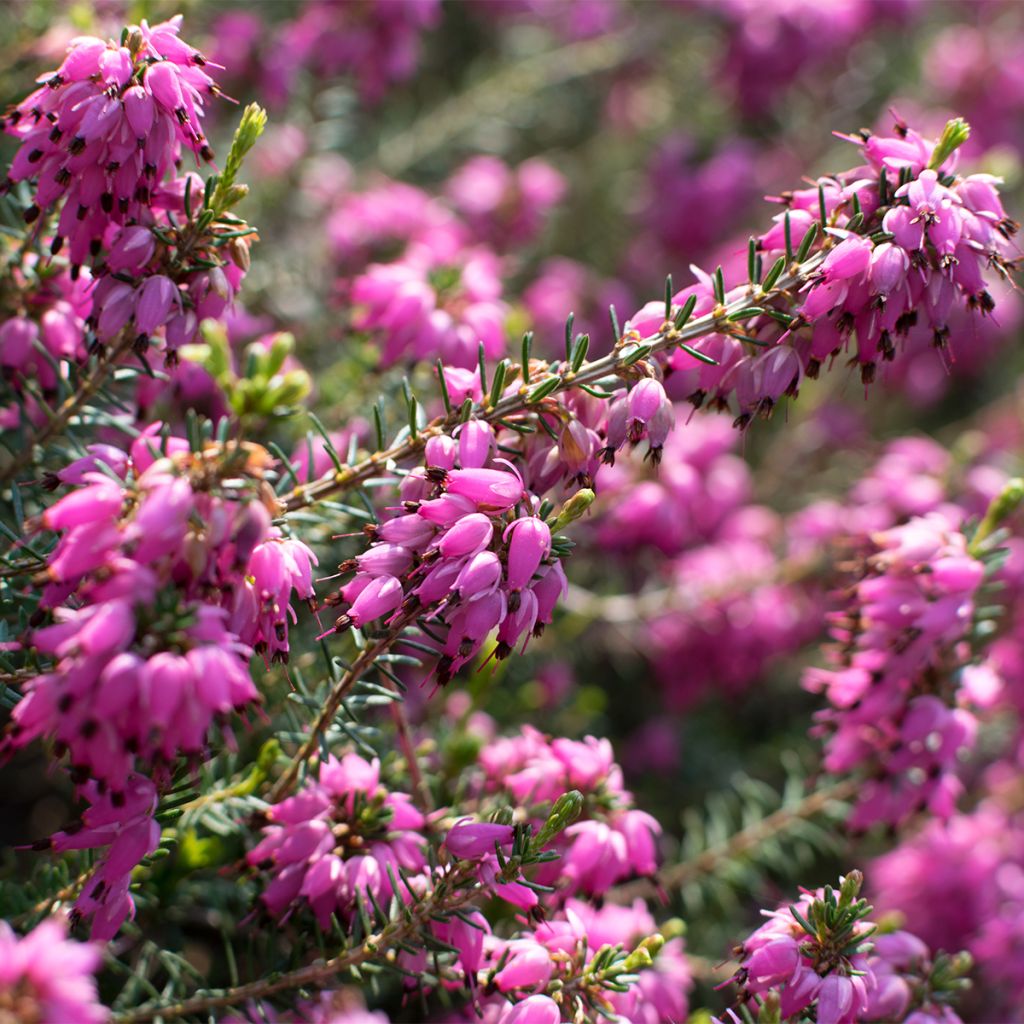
[4,17,218,266]
[492,938,553,992]
[352,244,506,369]
[497,995,561,1024]
[0,918,106,1022]
[445,819,515,859]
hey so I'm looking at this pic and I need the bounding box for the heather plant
[1,3,1023,1023]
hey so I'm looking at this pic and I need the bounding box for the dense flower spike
[248,752,425,927]
[2,17,220,267]
[352,243,506,369]
[0,256,91,421]
[726,871,969,1024]
[0,917,107,1023]
[213,0,440,108]
[591,416,816,713]
[445,156,566,250]
[46,773,160,940]
[617,119,1017,430]
[872,802,1024,1019]
[454,898,690,1023]
[4,433,313,783]
[324,450,570,684]
[803,515,989,828]
[471,725,661,897]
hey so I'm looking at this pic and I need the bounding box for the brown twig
[283,251,828,514]
[112,862,479,1023]
[609,778,858,904]
[268,612,420,802]
[0,332,135,483]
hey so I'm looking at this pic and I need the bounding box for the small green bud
[970,477,1024,555]
[839,869,864,907]
[928,118,972,171]
[989,477,1024,523]
[533,790,584,849]
[490,805,514,826]
[197,320,233,381]
[950,950,974,974]
[620,946,654,973]
[759,991,782,1024]
[265,332,296,376]
[209,104,267,215]
[235,103,268,154]
[621,933,665,973]
[256,738,282,776]
[270,371,312,409]
[552,488,596,531]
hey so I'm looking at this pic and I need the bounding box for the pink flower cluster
[352,242,506,369]
[592,416,816,713]
[89,211,247,359]
[7,431,314,778]
[633,136,765,268]
[475,726,660,897]
[804,514,988,828]
[451,898,690,1024]
[327,180,459,276]
[4,432,314,935]
[873,801,1024,1019]
[445,155,566,251]
[706,0,918,119]
[0,917,106,1023]
[443,819,541,911]
[248,752,425,927]
[3,16,219,267]
[728,875,959,1024]
[327,432,569,685]
[46,773,160,940]
[213,0,440,108]
[226,990,388,1023]
[621,121,1017,429]
[328,155,564,368]
[0,258,91,422]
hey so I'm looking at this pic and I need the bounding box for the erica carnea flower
[248,752,425,927]
[873,803,1024,1018]
[473,726,661,897]
[43,773,160,940]
[455,896,688,1023]
[804,514,989,828]
[4,431,314,786]
[0,917,106,1023]
[726,871,967,1024]
[352,242,506,369]
[2,17,220,267]
[323,438,571,686]
[252,0,439,107]
[445,155,566,250]
[0,256,91,420]
[618,118,1017,431]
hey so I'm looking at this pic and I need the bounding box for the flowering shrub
[1,3,1023,1022]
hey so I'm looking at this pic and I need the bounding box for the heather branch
[111,862,483,1023]
[283,249,829,513]
[0,331,135,483]
[609,778,857,903]
[268,612,420,801]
